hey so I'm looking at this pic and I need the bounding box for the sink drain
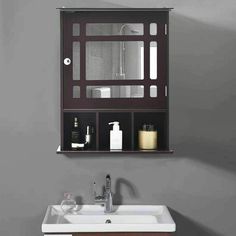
[105,219,112,224]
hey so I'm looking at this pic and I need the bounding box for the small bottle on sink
[60,193,77,214]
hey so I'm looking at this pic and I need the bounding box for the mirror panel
[73,23,80,36]
[86,41,144,80]
[86,23,144,36]
[73,42,80,80]
[150,23,157,35]
[86,86,144,98]
[150,85,157,97]
[73,86,80,98]
[150,41,157,80]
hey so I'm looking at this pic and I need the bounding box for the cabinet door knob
[64,58,71,65]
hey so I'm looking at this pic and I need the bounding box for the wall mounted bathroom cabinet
[57,8,173,154]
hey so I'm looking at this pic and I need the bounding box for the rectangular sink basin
[42,205,176,233]
[64,214,158,224]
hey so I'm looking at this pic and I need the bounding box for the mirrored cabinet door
[62,11,168,109]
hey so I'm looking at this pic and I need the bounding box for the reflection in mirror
[86,86,144,98]
[86,23,144,36]
[73,42,80,80]
[150,85,157,97]
[73,86,80,98]
[150,23,157,35]
[86,41,144,80]
[150,41,157,80]
[73,24,80,36]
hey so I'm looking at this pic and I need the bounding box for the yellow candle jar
[138,124,158,150]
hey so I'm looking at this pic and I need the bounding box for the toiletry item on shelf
[71,119,94,150]
[85,125,93,149]
[109,121,123,150]
[60,193,77,214]
[71,117,81,150]
[138,124,158,150]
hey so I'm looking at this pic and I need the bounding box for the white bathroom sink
[42,205,176,233]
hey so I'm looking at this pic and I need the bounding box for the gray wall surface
[0,0,236,235]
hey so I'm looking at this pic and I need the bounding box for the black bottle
[71,117,80,150]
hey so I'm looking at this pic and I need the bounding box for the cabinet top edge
[57,8,173,12]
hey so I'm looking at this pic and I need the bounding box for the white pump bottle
[108,121,123,150]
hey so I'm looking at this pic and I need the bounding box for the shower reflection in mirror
[81,23,157,98]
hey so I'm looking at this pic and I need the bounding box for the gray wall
[0,0,236,235]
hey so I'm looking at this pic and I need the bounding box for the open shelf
[133,112,168,151]
[63,112,97,151]
[59,110,172,153]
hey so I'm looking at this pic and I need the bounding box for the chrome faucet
[94,174,113,213]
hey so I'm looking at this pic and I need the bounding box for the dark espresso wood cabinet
[57,8,173,154]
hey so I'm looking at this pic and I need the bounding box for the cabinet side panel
[60,11,64,149]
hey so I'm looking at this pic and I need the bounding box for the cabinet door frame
[62,11,168,109]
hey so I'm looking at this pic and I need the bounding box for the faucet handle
[93,181,105,203]
[105,174,111,190]
[93,182,98,198]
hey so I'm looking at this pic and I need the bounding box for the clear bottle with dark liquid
[71,117,80,150]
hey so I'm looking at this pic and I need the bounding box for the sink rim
[42,204,176,233]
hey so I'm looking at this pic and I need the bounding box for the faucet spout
[94,174,113,213]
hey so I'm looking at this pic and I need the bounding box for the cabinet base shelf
[57,146,174,154]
